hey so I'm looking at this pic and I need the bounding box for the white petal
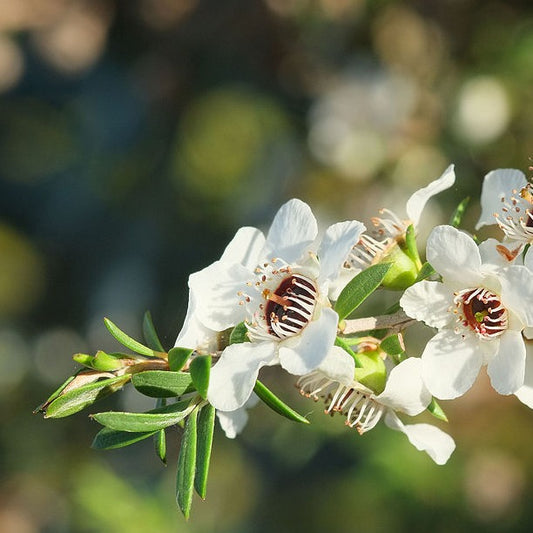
[216,409,249,439]
[476,168,528,229]
[207,341,276,411]
[174,289,215,351]
[525,248,533,272]
[317,220,366,284]
[405,164,456,227]
[514,343,533,408]
[327,267,359,301]
[524,327,533,340]
[421,331,483,399]
[499,265,533,327]
[426,225,483,286]
[478,238,512,267]
[487,330,526,394]
[400,281,455,329]
[216,394,259,439]
[263,199,318,264]
[279,307,338,375]
[316,345,355,385]
[377,358,431,416]
[384,412,456,465]
[220,227,266,269]
[189,260,250,331]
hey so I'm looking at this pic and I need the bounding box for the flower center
[454,288,508,339]
[264,274,317,339]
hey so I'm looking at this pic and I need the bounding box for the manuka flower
[335,164,455,293]
[400,225,533,400]
[476,168,533,257]
[297,345,455,465]
[181,199,365,412]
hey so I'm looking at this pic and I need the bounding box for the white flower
[476,168,533,254]
[182,199,365,412]
[400,225,533,400]
[297,348,455,465]
[215,394,259,439]
[333,164,455,296]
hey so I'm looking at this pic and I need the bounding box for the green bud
[354,350,387,394]
[379,244,418,290]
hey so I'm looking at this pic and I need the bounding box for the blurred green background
[1,1,533,531]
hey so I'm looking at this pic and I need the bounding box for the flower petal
[525,248,533,272]
[405,164,456,227]
[426,225,483,286]
[514,343,533,408]
[216,394,259,439]
[478,238,512,267]
[174,289,215,351]
[279,307,338,375]
[263,199,318,264]
[421,330,482,399]
[207,341,277,411]
[499,265,533,327]
[316,345,355,385]
[487,329,526,394]
[384,412,456,465]
[377,358,431,416]
[400,280,455,329]
[189,260,250,331]
[476,169,528,229]
[220,226,265,269]
[317,220,366,284]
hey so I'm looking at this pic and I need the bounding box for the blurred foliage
[1,0,533,531]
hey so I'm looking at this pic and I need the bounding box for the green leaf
[168,347,193,372]
[44,374,131,418]
[335,337,362,367]
[335,263,392,321]
[91,400,195,432]
[176,407,198,520]
[91,427,158,450]
[404,224,422,269]
[253,381,309,425]
[195,404,215,499]
[190,356,211,399]
[73,350,127,372]
[143,311,165,352]
[154,398,167,464]
[104,317,161,357]
[449,196,470,228]
[380,334,404,356]
[34,374,77,414]
[132,370,193,398]
[414,262,436,283]
[229,322,249,344]
[427,397,448,422]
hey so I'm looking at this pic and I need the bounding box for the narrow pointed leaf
[176,408,198,520]
[404,224,422,269]
[414,262,436,283]
[44,374,131,419]
[380,334,404,356]
[194,404,215,499]
[427,397,448,422]
[253,381,309,424]
[449,196,470,228]
[104,317,160,357]
[91,400,194,432]
[190,356,211,399]
[335,263,392,320]
[168,347,193,372]
[132,370,193,398]
[154,398,167,464]
[92,427,158,450]
[229,322,249,344]
[143,311,165,352]
[34,374,77,414]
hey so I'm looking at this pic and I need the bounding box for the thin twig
[340,309,416,335]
